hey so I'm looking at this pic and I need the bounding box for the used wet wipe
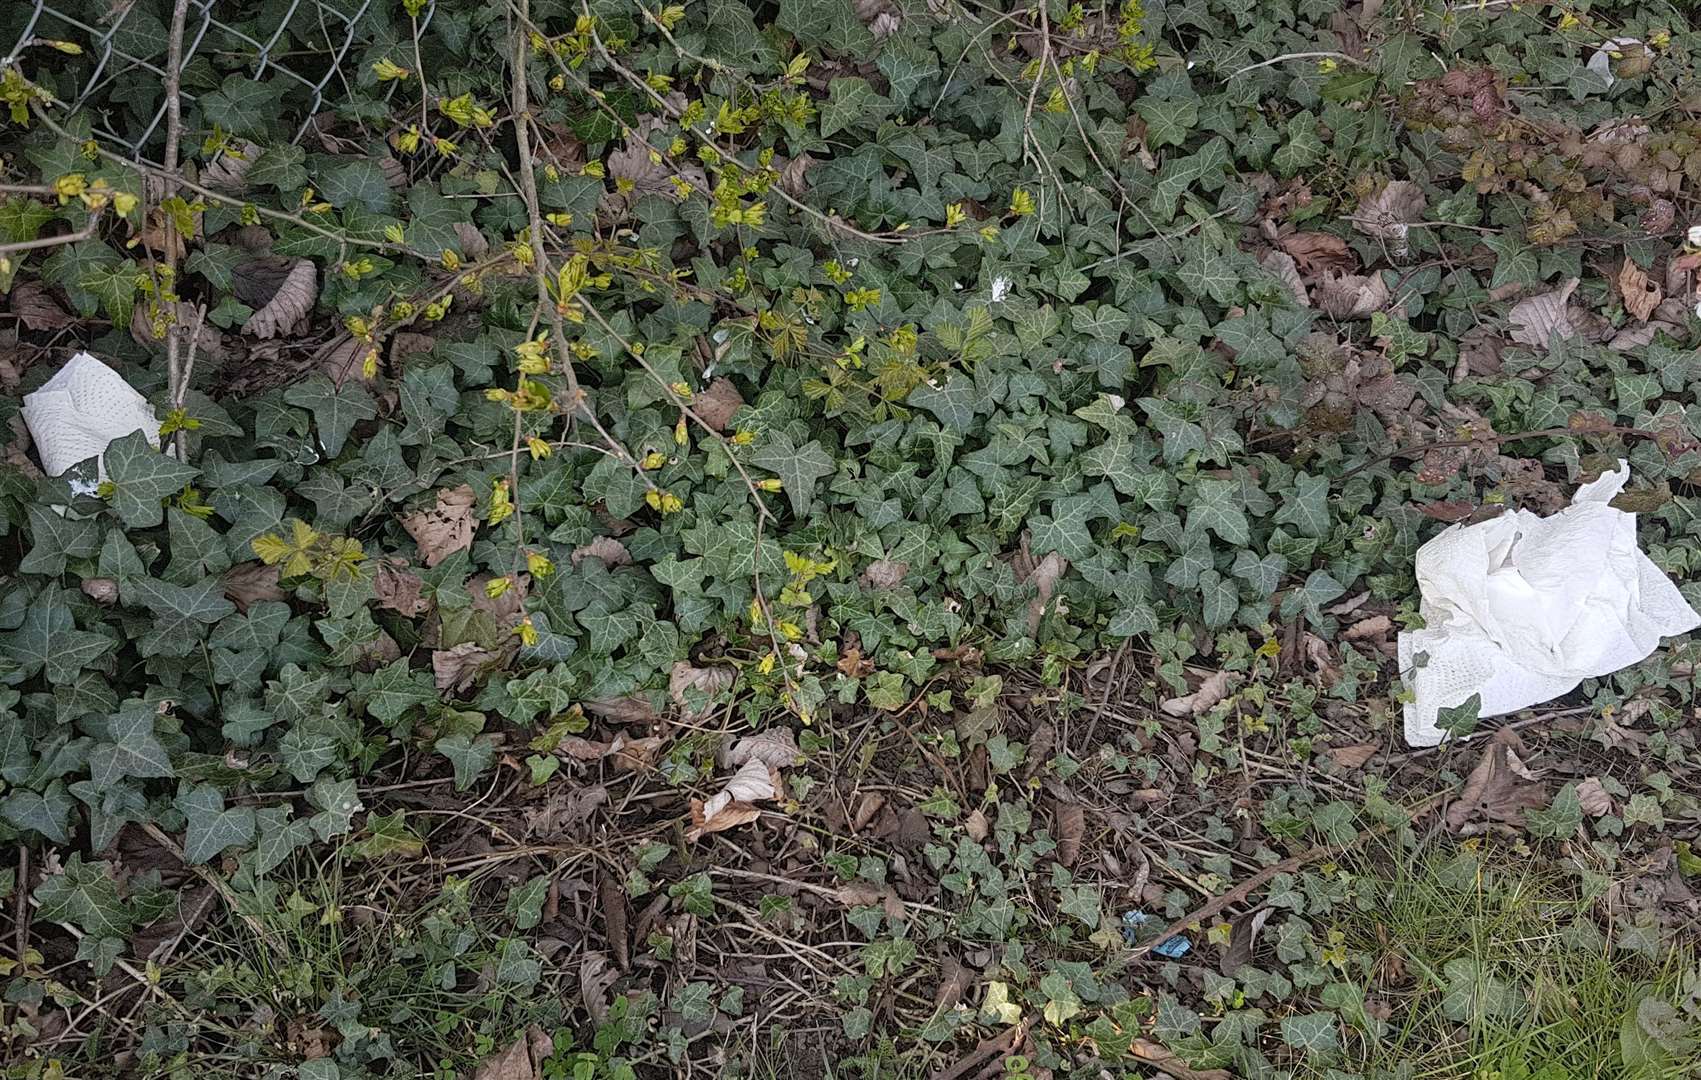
[1398,461,1700,746]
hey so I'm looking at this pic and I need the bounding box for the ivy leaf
[283,374,379,459]
[750,433,835,517]
[3,600,114,683]
[20,504,103,576]
[1177,238,1241,305]
[495,938,542,987]
[1280,1012,1340,1053]
[1281,569,1347,624]
[103,430,200,529]
[2,780,75,844]
[777,0,873,53]
[1186,478,1249,546]
[1136,98,1198,149]
[307,776,364,841]
[908,377,984,433]
[176,784,257,863]
[279,724,341,783]
[1273,472,1331,538]
[435,733,497,791]
[88,703,174,786]
[820,78,890,138]
[358,658,437,725]
[33,855,132,940]
[1485,233,1541,289]
[249,805,313,876]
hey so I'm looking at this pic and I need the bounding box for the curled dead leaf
[199,140,263,192]
[240,258,318,339]
[1054,802,1085,867]
[9,282,72,330]
[694,377,744,431]
[729,727,802,769]
[1507,278,1579,348]
[1259,250,1309,308]
[1445,727,1548,833]
[81,577,118,605]
[470,1024,554,1080]
[432,641,499,692]
[130,300,223,364]
[578,952,619,1029]
[1575,776,1613,816]
[222,562,285,612]
[1278,230,1355,274]
[1350,180,1427,256]
[1314,270,1390,319]
[669,661,735,718]
[1020,550,1067,636]
[860,558,908,590]
[1617,259,1662,322]
[572,536,631,569]
[687,758,775,841]
[583,696,657,723]
[372,558,431,617]
[1328,743,1378,769]
[400,484,477,567]
[1160,670,1235,718]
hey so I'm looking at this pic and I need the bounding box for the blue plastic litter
[1121,910,1190,958]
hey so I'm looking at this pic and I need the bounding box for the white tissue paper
[1398,461,1700,747]
[21,352,161,480]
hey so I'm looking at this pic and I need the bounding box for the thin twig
[0,211,101,256]
[162,0,191,451]
[139,822,284,953]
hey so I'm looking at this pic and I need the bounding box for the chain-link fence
[2,0,409,160]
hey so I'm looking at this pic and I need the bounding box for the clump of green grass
[1333,841,1699,1080]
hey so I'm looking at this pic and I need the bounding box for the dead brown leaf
[1259,250,1309,307]
[1342,614,1393,644]
[600,872,630,969]
[860,558,908,590]
[964,807,989,842]
[694,376,744,430]
[8,282,72,330]
[688,758,779,840]
[578,952,619,1028]
[1278,231,1355,274]
[584,696,657,723]
[572,536,631,569]
[610,733,664,772]
[1618,259,1663,321]
[1130,1038,1233,1080]
[729,727,802,769]
[777,153,817,197]
[222,562,285,612]
[239,258,317,339]
[1576,776,1613,816]
[470,1025,553,1080]
[469,572,528,630]
[453,221,490,259]
[669,661,735,718]
[130,300,223,364]
[81,577,118,605]
[1507,278,1579,348]
[1445,727,1549,833]
[432,641,499,692]
[1350,180,1427,256]
[1160,670,1235,718]
[1021,550,1067,636]
[1328,743,1379,769]
[372,559,430,617]
[1220,906,1273,976]
[200,140,263,192]
[401,484,477,567]
[1054,802,1085,867]
[1314,271,1390,319]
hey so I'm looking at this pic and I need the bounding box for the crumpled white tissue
[21,352,161,479]
[1398,461,1700,746]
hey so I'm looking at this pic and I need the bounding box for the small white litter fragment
[21,352,161,479]
[1586,37,1641,88]
[1398,461,1700,747]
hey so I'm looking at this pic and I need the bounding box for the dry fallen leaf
[1575,776,1613,816]
[1021,551,1067,636]
[584,696,657,723]
[1220,906,1273,976]
[222,562,286,612]
[1054,802,1085,867]
[1350,180,1427,256]
[1259,250,1309,308]
[694,376,744,430]
[729,727,802,769]
[239,258,317,339]
[81,577,118,605]
[1617,258,1662,321]
[1314,270,1390,319]
[669,661,735,718]
[199,140,263,192]
[1507,278,1579,348]
[1160,670,1234,718]
[686,758,775,840]
[579,951,619,1029]
[470,1025,553,1080]
[372,559,431,616]
[1445,727,1549,833]
[401,484,477,567]
[860,558,908,590]
[1328,743,1379,769]
[572,536,631,569]
[130,300,223,363]
[1278,230,1355,274]
[8,281,73,330]
[432,641,499,692]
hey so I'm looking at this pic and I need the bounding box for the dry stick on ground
[12,844,27,962]
[162,0,191,460]
[1124,791,1448,962]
